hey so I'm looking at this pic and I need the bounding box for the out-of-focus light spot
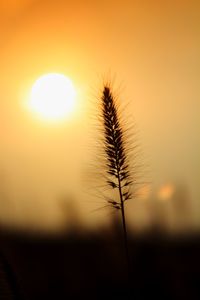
[158,184,175,201]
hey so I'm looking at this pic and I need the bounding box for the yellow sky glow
[0,0,199,231]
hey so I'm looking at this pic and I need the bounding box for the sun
[29,73,76,121]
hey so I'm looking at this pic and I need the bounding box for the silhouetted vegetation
[0,225,200,299]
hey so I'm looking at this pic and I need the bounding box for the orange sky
[0,0,199,232]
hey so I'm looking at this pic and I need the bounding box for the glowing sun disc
[29,73,76,120]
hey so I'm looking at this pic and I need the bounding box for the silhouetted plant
[98,83,137,274]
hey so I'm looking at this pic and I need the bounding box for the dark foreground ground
[0,225,200,300]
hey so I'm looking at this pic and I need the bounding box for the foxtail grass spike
[100,84,131,275]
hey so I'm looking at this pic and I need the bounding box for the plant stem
[117,170,130,278]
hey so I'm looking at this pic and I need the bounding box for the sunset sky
[0,0,199,232]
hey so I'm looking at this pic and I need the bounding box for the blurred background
[0,0,199,233]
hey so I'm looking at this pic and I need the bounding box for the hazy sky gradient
[0,0,199,231]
